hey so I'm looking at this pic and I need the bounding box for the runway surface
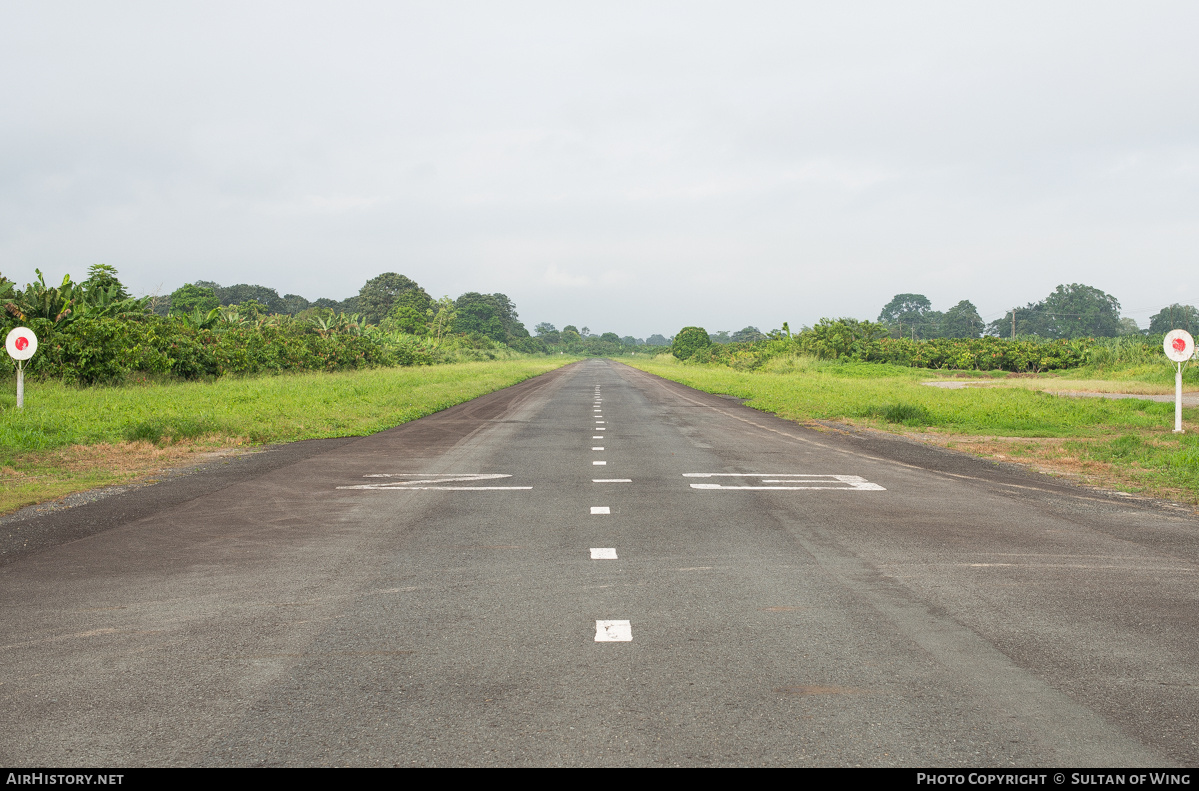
[1,359,1196,766]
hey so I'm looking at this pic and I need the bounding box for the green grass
[0,359,572,458]
[0,358,574,513]
[627,355,1185,437]
[624,354,1199,502]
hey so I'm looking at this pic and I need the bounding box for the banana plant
[307,310,337,337]
[180,307,222,330]
[8,270,76,323]
[73,280,150,320]
[217,305,248,327]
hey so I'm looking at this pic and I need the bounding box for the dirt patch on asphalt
[0,439,258,518]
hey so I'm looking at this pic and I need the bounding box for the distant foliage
[986,283,1122,339]
[1148,304,1199,336]
[877,294,982,339]
[358,272,421,324]
[0,268,561,385]
[675,318,1170,373]
[169,284,220,316]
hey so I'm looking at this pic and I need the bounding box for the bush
[672,326,712,360]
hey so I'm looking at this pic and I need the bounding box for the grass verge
[624,355,1199,505]
[0,358,573,515]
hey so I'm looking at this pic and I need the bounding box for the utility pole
[1011,309,1016,340]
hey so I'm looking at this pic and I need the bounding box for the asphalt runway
[1,359,1196,767]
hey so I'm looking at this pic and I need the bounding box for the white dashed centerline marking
[593,460,607,465]
[593,479,631,483]
[595,620,632,642]
[591,506,610,514]
[592,435,604,439]
[590,548,618,559]
[592,447,604,451]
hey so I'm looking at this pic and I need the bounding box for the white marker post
[5,327,38,409]
[1163,330,1195,434]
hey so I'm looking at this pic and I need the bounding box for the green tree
[385,288,434,334]
[988,284,1123,339]
[672,326,712,360]
[169,284,221,316]
[1117,317,1143,336]
[879,293,939,339]
[357,273,420,324]
[1149,304,1199,335]
[645,334,669,346]
[453,292,530,343]
[281,293,310,315]
[81,264,129,300]
[454,292,506,340]
[428,296,457,345]
[534,323,560,344]
[940,300,983,339]
[600,332,621,344]
[1040,283,1121,338]
[731,326,764,343]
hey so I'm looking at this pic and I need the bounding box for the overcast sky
[2,1,1197,337]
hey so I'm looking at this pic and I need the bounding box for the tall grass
[625,356,1183,437]
[0,359,572,461]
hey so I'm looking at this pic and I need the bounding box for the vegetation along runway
[0,360,1194,766]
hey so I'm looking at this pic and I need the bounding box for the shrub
[672,326,712,360]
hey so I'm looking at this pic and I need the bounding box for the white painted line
[593,460,607,465]
[364,473,508,479]
[596,427,605,431]
[591,506,610,514]
[339,472,532,490]
[592,479,632,483]
[683,473,885,491]
[592,447,605,451]
[590,548,618,559]
[593,435,604,439]
[339,485,533,490]
[595,620,632,642]
[595,421,605,424]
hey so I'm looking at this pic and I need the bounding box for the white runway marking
[596,427,605,431]
[591,548,618,559]
[592,447,605,450]
[591,506,610,514]
[592,479,632,483]
[593,435,604,439]
[593,460,607,465]
[339,473,532,491]
[595,421,605,424]
[595,620,632,642]
[684,473,885,491]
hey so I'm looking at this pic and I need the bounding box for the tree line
[162,275,676,355]
[0,266,681,383]
[875,284,1199,341]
